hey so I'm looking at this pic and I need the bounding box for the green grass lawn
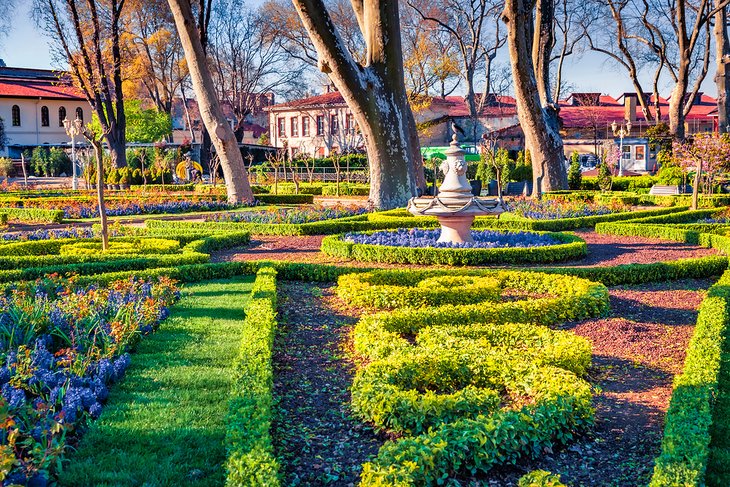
[58,276,255,487]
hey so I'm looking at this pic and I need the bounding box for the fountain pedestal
[436,214,476,243]
[408,129,505,244]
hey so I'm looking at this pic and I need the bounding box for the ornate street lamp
[611,120,632,177]
[63,117,84,190]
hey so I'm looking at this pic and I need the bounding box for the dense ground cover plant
[0,276,179,485]
[206,204,368,225]
[506,197,628,220]
[344,228,560,248]
[336,269,604,484]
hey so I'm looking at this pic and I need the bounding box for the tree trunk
[94,141,109,251]
[291,0,422,209]
[503,0,567,197]
[167,0,254,204]
[692,158,702,210]
[716,4,730,133]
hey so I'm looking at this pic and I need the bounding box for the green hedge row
[0,207,65,223]
[59,254,728,294]
[225,266,280,486]
[321,231,587,265]
[649,270,730,486]
[339,269,599,484]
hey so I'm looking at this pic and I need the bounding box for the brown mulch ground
[271,282,384,486]
[211,231,718,268]
[269,276,713,486]
[487,278,713,486]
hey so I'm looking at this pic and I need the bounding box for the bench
[649,184,692,195]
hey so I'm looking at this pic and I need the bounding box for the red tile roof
[269,91,518,117]
[0,80,85,100]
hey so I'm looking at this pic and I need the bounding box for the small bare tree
[82,125,109,251]
[265,148,286,194]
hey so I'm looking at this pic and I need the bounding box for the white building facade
[0,66,91,158]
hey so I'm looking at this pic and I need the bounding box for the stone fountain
[407,129,506,243]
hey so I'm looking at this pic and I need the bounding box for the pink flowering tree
[673,133,730,209]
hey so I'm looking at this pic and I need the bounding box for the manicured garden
[3,187,730,486]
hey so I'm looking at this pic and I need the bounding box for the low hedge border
[649,270,730,486]
[144,214,406,236]
[59,254,728,291]
[595,221,730,254]
[225,266,280,486]
[0,207,65,223]
[321,230,587,265]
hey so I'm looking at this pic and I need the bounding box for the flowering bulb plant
[344,228,560,249]
[206,204,369,224]
[506,197,627,220]
[0,275,179,485]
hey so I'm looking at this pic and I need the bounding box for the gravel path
[271,282,383,486]
[487,278,713,486]
[212,231,718,267]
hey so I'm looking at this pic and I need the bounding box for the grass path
[59,276,255,487]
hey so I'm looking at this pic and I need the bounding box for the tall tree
[587,0,728,138]
[503,0,568,195]
[716,3,730,133]
[208,0,302,141]
[408,0,504,141]
[122,0,188,116]
[167,0,254,203]
[35,0,128,167]
[289,0,424,208]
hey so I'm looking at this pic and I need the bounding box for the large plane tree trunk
[292,0,424,209]
[716,4,730,133]
[167,0,254,204]
[503,0,567,196]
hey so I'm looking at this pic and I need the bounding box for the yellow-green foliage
[338,269,606,485]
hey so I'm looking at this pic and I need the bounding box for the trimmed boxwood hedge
[338,269,601,484]
[0,207,65,223]
[650,270,730,486]
[321,230,587,265]
[225,266,280,486]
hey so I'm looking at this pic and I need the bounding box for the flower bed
[337,269,607,484]
[322,229,587,265]
[0,276,179,484]
[206,204,368,225]
[344,228,561,248]
[1,227,95,242]
[506,197,628,220]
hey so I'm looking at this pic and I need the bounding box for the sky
[0,1,717,98]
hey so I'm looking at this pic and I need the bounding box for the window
[346,114,355,135]
[291,117,299,137]
[59,107,66,127]
[302,117,310,137]
[622,145,631,160]
[41,106,49,127]
[316,115,325,136]
[76,107,84,122]
[11,105,20,126]
[330,114,339,135]
[277,117,286,137]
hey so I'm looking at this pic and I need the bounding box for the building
[266,89,521,158]
[170,95,272,145]
[559,92,717,172]
[0,65,92,158]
